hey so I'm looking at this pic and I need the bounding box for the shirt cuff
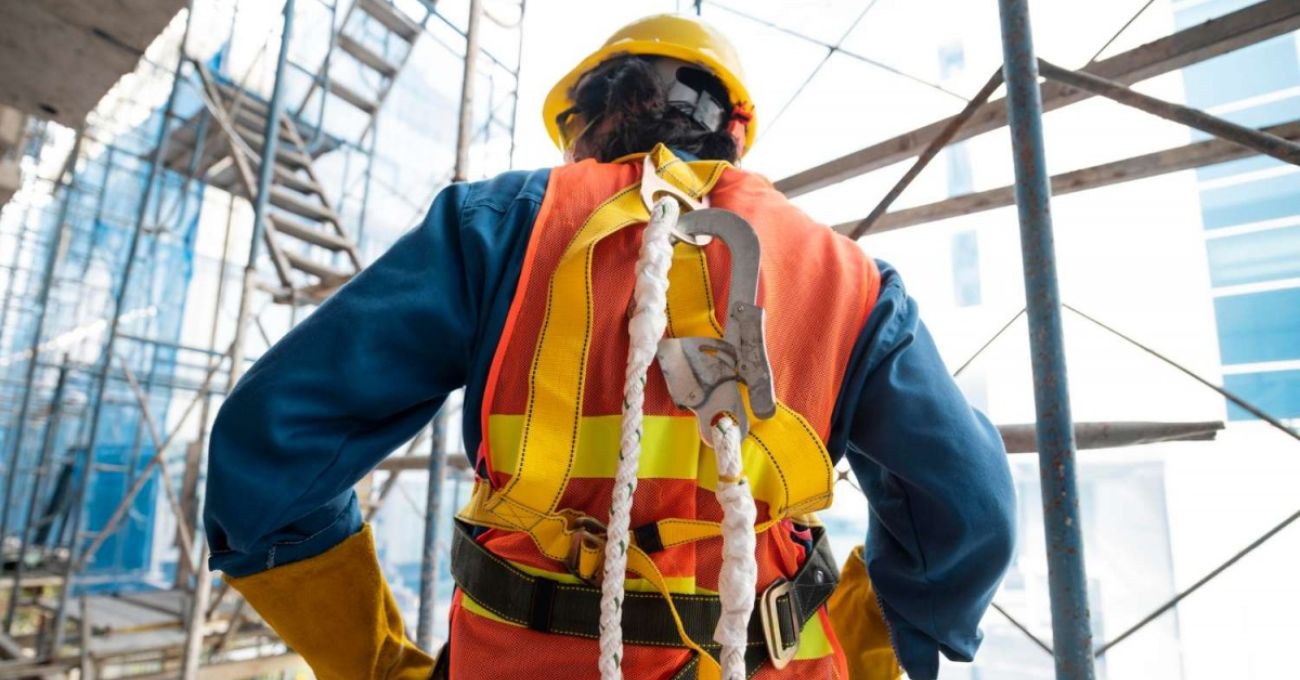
[209,494,363,577]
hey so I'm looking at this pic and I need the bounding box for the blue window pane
[1197,155,1286,183]
[946,142,973,196]
[1224,370,1300,420]
[951,230,981,307]
[1189,96,1300,143]
[1207,226,1300,287]
[1214,288,1300,365]
[1179,37,1300,109]
[938,40,965,80]
[1174,0,1259,29]
[1200,172,1300,230]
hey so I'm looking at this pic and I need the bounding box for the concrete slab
[0,0,186,127]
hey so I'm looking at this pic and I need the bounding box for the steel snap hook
[655,208,775,442]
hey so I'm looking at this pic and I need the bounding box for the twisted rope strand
[599,197,679,680]
[711,415,757,680]
[600,197,758,680]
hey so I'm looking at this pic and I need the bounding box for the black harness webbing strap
[450,519,837,672]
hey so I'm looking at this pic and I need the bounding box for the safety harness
[454,147,842,679]
[450,522,836,679]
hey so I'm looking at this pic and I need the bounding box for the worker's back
[205,14,1016,680]
[453,145,876,677]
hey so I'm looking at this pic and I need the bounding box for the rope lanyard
[600,195,758,680]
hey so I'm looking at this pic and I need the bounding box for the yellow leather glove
[826,545,903,680]
[226,524,436,680]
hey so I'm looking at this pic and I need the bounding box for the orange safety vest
[451,146,880,679]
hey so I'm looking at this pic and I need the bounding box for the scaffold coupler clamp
[654,207,776,442]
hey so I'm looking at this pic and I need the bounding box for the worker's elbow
[204,383,278,557]
[978,449,1018,589]
[987,487,1017,577]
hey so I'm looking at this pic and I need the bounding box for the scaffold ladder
[296,0,432,142]
[164,61,364,304]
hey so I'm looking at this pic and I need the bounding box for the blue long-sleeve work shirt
[205,166,1015,679]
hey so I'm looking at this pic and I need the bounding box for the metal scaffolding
[0,0,523,676]
[762,0,1300,677]
[0,0,1296,678]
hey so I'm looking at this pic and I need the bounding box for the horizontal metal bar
[118,333,229,357]
[1065,304,1300,446]
[999,421,1223,453]
[776,0,1300,196]
[834,119,1300,234]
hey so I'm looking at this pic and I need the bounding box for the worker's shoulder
[456,168,552,214]
[721,167,863,247]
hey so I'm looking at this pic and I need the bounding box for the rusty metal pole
[996,0,1095,678]
[415,408,448,651]
[180,2,295,675]
[453,0,482,181]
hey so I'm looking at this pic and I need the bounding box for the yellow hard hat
[542,14,757,156]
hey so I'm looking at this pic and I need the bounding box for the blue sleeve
[205,169,548,577]
[828,261,1016,680]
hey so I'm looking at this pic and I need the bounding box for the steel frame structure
[0,0,1297,678]
[0,0,524,676]
[765,0,1300,677]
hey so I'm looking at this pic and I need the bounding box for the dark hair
[569,57,739,163]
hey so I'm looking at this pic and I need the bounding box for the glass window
[1200,172,1300,230]
[951,230,981,307]
[1224,369,1300,420]
[1175,0,1275,29]
[1207,226,1300,288]
[1197,154,1286,183]
[1179,37,1300,110]
[1214,287,1300,365]
[1189,96,1300,144]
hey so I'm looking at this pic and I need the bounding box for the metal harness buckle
[654,208,775,441]
[641,155,711,246]
[559,510,607,585]
[759,578,800,669]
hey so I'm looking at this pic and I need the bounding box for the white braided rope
[711,415,757,680]
[600,196,679,680]
[599,196,758,680]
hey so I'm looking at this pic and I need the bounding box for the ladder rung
[356,0,420,41]
[274,166,320,196]
[214,81,269,115]
[270,187,336,223]
[296,280,349,305]
[233,121,300,157]
[268,214,351,251]
[250,145,311,171]
[284,252,353,282]
[327,80,379,115]
[337,33,399,78]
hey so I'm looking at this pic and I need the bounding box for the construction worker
[205,14,1015,680]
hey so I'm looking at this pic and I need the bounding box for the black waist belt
[450,519,838,674]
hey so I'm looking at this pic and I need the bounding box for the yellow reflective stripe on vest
[483,148,728,531]
[459,146,837,674]
[486,411,831,513]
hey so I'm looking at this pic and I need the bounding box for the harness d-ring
[640,155,712,246]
